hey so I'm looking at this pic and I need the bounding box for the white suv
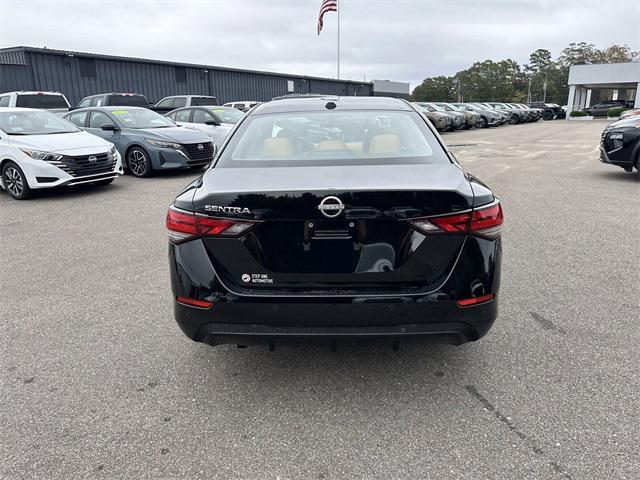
[0,91,71,114]
[0,108,123,200]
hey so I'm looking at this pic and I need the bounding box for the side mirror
[100,124,119,131]
[205,120,220,126]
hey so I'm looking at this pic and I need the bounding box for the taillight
[166,206,255,243]
[408,201,503,238]
[470,203,503,238]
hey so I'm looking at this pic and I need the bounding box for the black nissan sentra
[167,96,503,348]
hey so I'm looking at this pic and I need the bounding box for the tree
[557,42,601,67]
[411,42,640,105]
[411,76,455,101]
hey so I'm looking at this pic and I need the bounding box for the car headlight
[609,132,623,140]
[146,139,181,149]
[20,149,62,161]
[109,145,118,156]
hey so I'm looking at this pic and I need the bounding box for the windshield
[209,107,244,124]
[427,103,446,112]
[0,110,79,135]
[415,103,435,112]
[15,94,68,109]
[217,110,449,168]
[110,109,175,129]
[191,97,219,106]
[434,103,453,111]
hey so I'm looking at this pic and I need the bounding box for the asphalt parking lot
[1,120,638,479]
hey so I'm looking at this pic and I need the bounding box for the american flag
[317,0,338,35]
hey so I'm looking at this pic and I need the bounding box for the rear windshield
[108,95,149,107]
[15,94,68,109]
[217,110,450,168]
[191,97,219,106]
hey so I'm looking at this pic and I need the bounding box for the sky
[1,0,638,89]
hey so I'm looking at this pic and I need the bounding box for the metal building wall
[1,48,372,106]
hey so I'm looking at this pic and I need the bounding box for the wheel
[542,112,553,121]
[509,116,518,125]
[126,147,153,178]
[2,161,32,200]
[94,178,114,186]
[478,117,488,128]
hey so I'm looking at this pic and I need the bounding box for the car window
[94,97,104,107]
[15,94,68,109]
[107,95,148,107]
[175,110,191,122]
[157,98,174,108]
[209,107,244,124]
[88,111,113,128]
[0,110,79,135]
[0,96,9,107]
[190,97,218,106]
[67,111,89,127]
[219,110,448,168]
[165,112,176,121]
[78,98,91,108]
[192,109,214,124]
[172,97,187,108]
[110,109,174,129]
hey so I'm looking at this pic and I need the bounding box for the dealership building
[0,46,378,106]
[566,62,640,115]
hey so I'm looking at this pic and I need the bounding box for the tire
[94,178,115,186]
[2,161,32,200]
[509,116,518,125]
[542,112,553,121]
[479,117,488,128]
[126,147,153,178]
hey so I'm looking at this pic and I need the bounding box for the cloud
[1,0,638,88]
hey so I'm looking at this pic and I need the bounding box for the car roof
[252,96,412,115]
[68,106,150,115]
[0,107,44,112]
[1,91,65,95]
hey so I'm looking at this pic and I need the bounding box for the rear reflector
[166,206,255,243]
[408,201,503,238]
[456,294,495,307]
[176,296,213,309]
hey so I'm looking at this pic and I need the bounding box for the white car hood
[8,131,112,155]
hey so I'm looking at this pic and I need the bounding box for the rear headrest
[317,139,347,151]
[368,134,401,154]
[262,137,294,156]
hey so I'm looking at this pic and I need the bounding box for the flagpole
[337,0,340,78]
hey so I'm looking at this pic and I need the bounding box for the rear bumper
[174,296,497,346]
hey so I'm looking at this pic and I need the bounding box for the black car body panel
[600,119,640,171]
[168,96,503,347]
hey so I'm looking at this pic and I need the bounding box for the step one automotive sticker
[242,273,274,284]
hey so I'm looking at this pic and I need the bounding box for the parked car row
[412,101,544,132]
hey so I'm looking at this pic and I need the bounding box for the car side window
[173,97,187,108]
[94,97,104,107]
[78,99,91,108]
[0,96,9,107]
[166,112,176,121]
[192,109,213,124]
[157,98,174,108]
[175,110,191,123]
[88,111,112,128]
[67,111,89,127]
